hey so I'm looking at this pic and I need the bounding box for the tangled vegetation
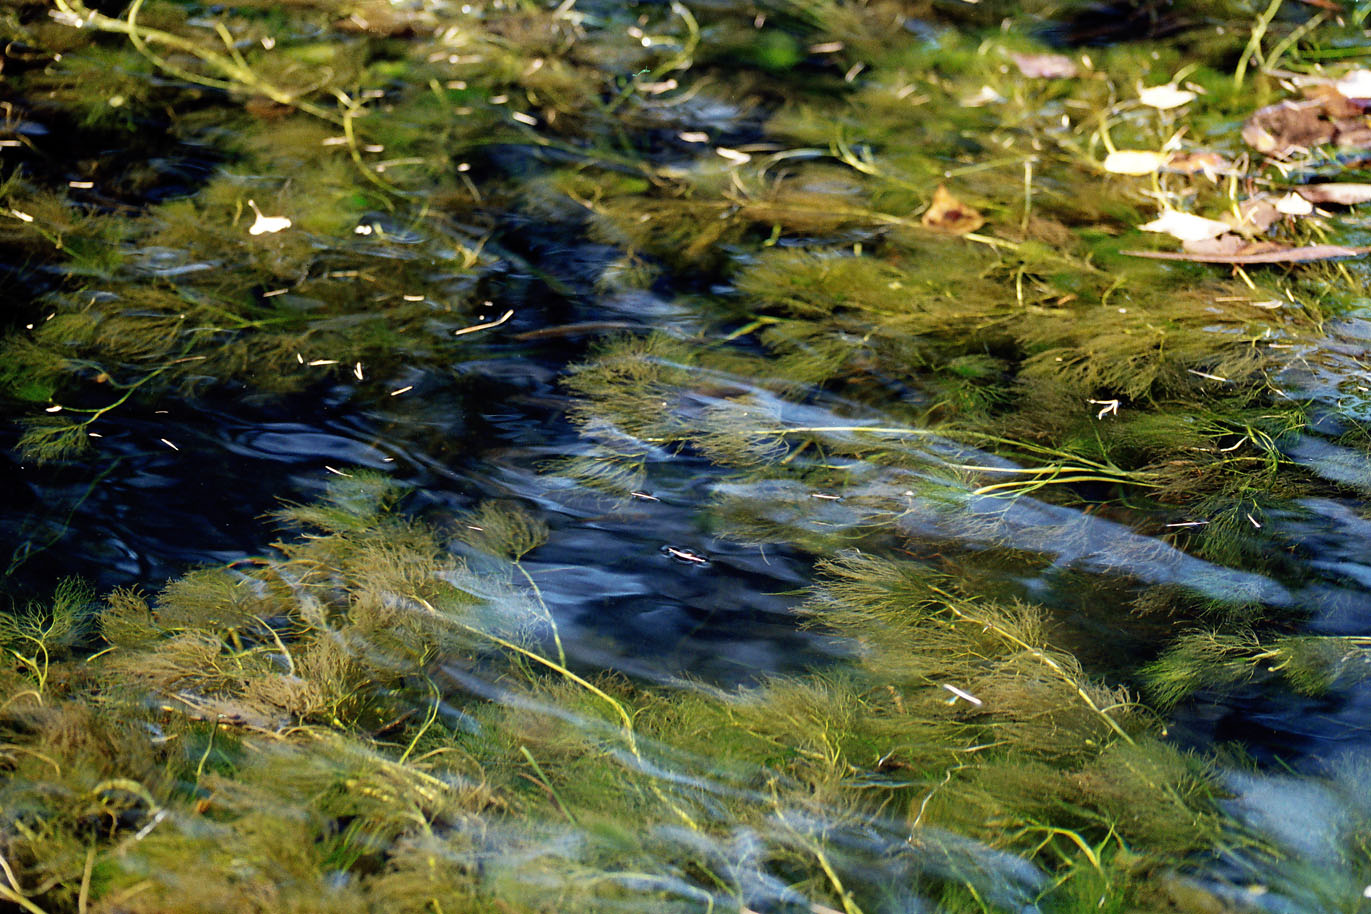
[5,0,1371,910]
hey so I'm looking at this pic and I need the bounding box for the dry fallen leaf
[1103,150,1166,175]
[1123,244,1371,264]
[1139,210,1230,243]
[922,185,984,235]
[1166,151,1232,179]
[1243,100,1334,156]
[1010,52,1077,79]
[1303,84,1364,119]
[1296,183,1371,205]
[1181,234,1253,256]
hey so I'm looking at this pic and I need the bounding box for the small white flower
[1139,209,1231,242]
[1103,150,1166,175]
[1274,192,1314,216]
[1138,83,1196,110]
[1335,69,1371,100]
[247,199,292,235]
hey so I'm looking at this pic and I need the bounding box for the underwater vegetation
[5,0,1371,911]
[0,477,1283,913]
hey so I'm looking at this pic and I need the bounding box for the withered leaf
[1180,234,1251,256]
[1243,101,1335,156]
[1296,183,1371,205]
[1165,151,1232,178]
[1304,84,1364,119]
[1010,52,1077,79]
[1123,244,1371,264]
[922,185,985,235]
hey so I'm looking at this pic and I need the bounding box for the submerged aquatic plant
[6,0,1371,912]
[1144,630,1371,709]
[0,481,1263,914]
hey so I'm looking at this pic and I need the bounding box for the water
[4,1,1371,911]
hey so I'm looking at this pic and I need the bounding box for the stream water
[4,1,1371,912]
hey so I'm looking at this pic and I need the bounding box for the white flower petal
[1274,192,1314,216]
[250,214,292,235]
[1138,83,1196,110]
[1335,69,1371,100]
[1103,150,1166,175]
[246,199,291,235]
[1140,210,1231,242]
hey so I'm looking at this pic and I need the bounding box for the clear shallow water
[5,1,1371,910]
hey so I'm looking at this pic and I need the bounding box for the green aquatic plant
[0,578,94,699]
[0,479,1274,914]
[8,2,1371,912]
[1144,629,1371,709]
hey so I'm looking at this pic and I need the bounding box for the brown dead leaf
[1181,234,1251,256]
[1165,151,1232,178]
[1123,244,1371,264]
[1243,101,1336,157]
[1304,84,1364,119]
[1333,122,1371,149]
[922,185,984,235]
[334,2,431,36]
[1010,52,1078,79]
[1296,183,1371,205]
[1243,93,1371,157]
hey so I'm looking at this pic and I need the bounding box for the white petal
[1138,83,1196,110]
[246,199,291,235]
[1103,150,1165,175]
[249,214,292,235]
[1274,192,1313,216]
[1140,210,1231,242]
[1335,69,1371,100]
